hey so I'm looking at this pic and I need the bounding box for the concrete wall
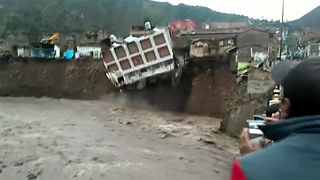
[77,46,101,59]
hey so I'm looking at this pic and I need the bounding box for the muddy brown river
[0,97,237,180]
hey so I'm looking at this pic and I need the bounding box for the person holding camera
[239,106,280,155]
[230,59,320,180]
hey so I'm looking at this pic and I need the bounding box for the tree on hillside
[1,0,253,38]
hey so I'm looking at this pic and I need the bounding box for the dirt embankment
[0,61,114,99]
[119,60,237,118]
[221,69,274,137]
[0,59,238,119]
[186,60,236,117]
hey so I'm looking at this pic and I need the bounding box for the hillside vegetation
[294,6,320,28]
[0,0,250,40]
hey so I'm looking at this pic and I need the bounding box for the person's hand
[265,117,278,123]
[239,128,263,156]
[266,111,281,123]
[272,111,280,119]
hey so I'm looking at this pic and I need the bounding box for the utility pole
[279,0,285,60]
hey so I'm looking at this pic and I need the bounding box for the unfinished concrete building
[236,28,277,68]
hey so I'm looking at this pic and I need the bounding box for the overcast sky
[153,0,320,21]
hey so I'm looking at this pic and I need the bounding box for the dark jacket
[230,115,320,180]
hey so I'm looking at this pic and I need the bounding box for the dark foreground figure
[231,59,320,180]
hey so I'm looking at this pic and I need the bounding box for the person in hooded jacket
[231,59,320,180]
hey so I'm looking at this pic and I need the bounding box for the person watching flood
[231,59,320,180]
